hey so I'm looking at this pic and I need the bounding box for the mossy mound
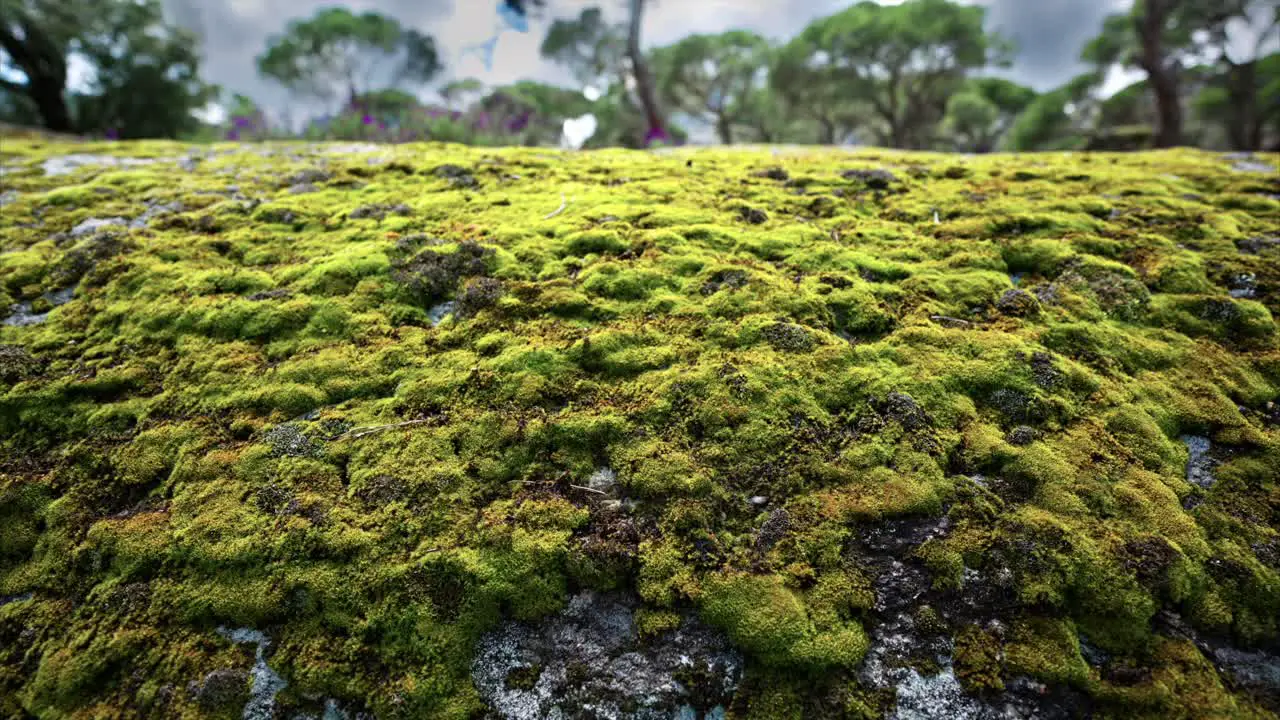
[2,140,1279,719]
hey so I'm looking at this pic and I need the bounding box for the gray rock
[1228,273,1258,299]
[1182,435,1217,489]
[71,217,127,238]
[1228,155,1276,173]
[1237,236,1280,255]
[190,668,250,711]
[262,423,319,458]
[130,201,184,229]
[428,301,456,326]
[889,664,985,720]
[3,287,75,327]
[1212,646,1280,697]
[41,154,155,176]
[0,592,33,607]
[587,467,618,494]
[216,627,288,720]
[472,591,741,720]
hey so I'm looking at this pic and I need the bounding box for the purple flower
[362,114,374,125]
[507,111,532,133]
[226,129,240,141]
[378,121,387,130]
[644,125,671,148]
[234,116,251,128]
[104,128,119,140]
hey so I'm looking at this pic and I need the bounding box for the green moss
[1002,617,1089,687]
[2,141,1277,718]
[700,572,868,669]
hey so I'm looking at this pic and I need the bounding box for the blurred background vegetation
[0,0,1276,151]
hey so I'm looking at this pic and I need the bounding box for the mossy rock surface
[2,141,1280,719]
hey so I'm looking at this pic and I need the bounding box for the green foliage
[651,30,773,144]
[0,0,216,137]
[943,77,1038,152]
[255,7,441,101]
[783,0,1010,148]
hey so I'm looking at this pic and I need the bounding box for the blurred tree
[538,5,637,147]
[1194,52,1280,150]
[1007,72,1104,151]
[1193,0,1278,150]
[624,0,666,142]
[1085,0,1277,149]
[478,80,594,145]
[353,88,421,118]
[734,85,794,143]
[71,0,216,139]
[652,30,771,144]
[770,34,862,144]
[440,78,484,110]
[1083,0,1220,148]
[539,1,667,145]
[942,77,1037,152]
[0,0,216,136]
[0,0,82,131]
[540,7,624,87]
[256,8,441,106]
[781,0,1010,149]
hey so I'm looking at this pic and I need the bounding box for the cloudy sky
[159,0,1142,120]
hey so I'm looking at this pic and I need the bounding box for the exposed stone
[189,668,250,711]
[428,301,456,326]
[41,154,155,176]
[752,167,790,181]
[1182,435,1217,489]
[1235,236,1279,255]
[215,627,288,720]
[262,423,319,458]
[472,591,742,720]
[3,287,75,327]
[130,200,184,228]
[71,217,127,238]
[738,206,768,224]
[701,269,749,295]
[842,168,899,189]
[761,322,816,352]
[1227,272,1258,298]
[455,277,504,318]
[1006,426,1037,446]
[755,508,791,551]
[995,288,1039,317]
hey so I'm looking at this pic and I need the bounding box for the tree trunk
[25,79,73,133]
[888,120,908,149]
[1135,0,1182,148]
[626,0,665,138]
[0,22,74,133]
[715,113,732,144]
[1224,61,1260,151]
[817,117,835,145]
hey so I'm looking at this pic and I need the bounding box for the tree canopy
[255,7,441,103]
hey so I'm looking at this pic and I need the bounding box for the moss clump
[393,239,494,305]
[700,572,868,670]
[1,141,1277,718]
